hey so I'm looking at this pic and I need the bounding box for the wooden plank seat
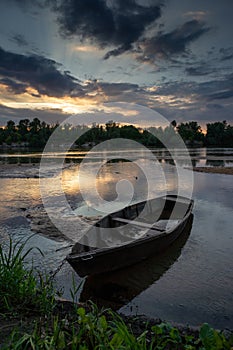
[111,217,165,231]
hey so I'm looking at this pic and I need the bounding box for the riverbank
[0,163,40,178]
[1,213,232,349]
[192,166,233,175]
[0,162,74,178]
[1,297,233,349]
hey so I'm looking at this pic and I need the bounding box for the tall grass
[0,236,55,314]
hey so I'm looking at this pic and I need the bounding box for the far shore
[192,166,233,175]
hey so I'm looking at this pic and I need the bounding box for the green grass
[0,236,55,314]
[3,306,233,350]
[1,237,233,349]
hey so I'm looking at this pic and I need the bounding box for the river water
[0,147,232,329]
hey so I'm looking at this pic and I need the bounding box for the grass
[0,237,233,349]
[0,236,55,315]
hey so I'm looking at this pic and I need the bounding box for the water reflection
[80,214,193,310]
[206,159,224,167]
[0,147,233,167]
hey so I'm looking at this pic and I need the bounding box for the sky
[0,0,233,129]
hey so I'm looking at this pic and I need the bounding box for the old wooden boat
[80,214,193,310]
[66,194,194,277]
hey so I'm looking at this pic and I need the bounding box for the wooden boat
[66,194,194,277]
[80,214,193,310]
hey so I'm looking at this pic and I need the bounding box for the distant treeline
[0,118,232,148]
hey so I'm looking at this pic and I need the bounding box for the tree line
[0,118,232,148]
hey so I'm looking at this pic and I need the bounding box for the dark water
[0,148,232,329]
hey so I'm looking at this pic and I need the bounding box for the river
[0,147,232,329]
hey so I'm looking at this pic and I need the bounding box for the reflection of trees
[206,159,224,167]
[189,148,202,158]
[191,159,197,167]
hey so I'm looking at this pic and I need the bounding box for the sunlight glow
[0,84,99,115]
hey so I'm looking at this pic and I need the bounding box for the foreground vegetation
[1,238,233,349]
[0,117,233,148]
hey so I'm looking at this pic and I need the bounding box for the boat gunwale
[66,195,194,261]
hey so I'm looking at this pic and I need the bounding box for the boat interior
[71,195,192,254]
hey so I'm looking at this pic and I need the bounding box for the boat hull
[66,195,194,277]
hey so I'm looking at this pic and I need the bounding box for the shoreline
[192,166,233,175]
[1,298,232,348]
[0,163,40,178]
[0,163,233,178]
[0,162,73,178]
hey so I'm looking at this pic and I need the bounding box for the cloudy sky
[0,0,233,128]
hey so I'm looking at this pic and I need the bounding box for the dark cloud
[11,34,29,47]
[0,77,29,94]
[155,74,233,102]
[204,74,233,101]
[0,46,86,97]
[0,103,68,125]
[99,81,139,96]
[207,90,233,100]
[104,43,133,60]
[50,0,162,58]
[185,66,216,76]
[139,20,210,62]
[219,47,233,61]
[140,73,233,122]
[206,103,223,109]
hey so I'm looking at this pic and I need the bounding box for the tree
[177,121,204,145]
[17,119,30,141]
[206,121,227,146]
[29,118,41,133]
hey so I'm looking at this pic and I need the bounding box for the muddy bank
[192,166,233,175]
[24,204,100,242]
[1,299,232,348]
[0,163,73,178]
[0,163,40,178]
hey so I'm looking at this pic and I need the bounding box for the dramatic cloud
[0,103,68,125]
[205,74,233,101]
[99,82,139,96]
[139,20,210,62]
[50,0,162,58]
[11,34,29,47]
[185,66,217,76]
[0,47,86,97]
[154,73,233,103]
[207,90,233,100]
[219,47,233,61]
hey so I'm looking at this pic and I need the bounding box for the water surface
[0,148,232,329]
